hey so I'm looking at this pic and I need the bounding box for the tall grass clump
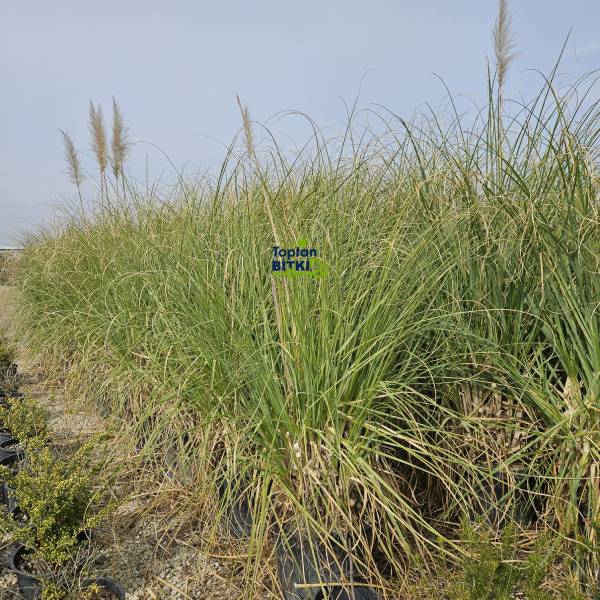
[15,32,600,600]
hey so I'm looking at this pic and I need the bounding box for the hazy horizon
[2,1,600,246]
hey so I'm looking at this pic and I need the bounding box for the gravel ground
[92,503,245,599]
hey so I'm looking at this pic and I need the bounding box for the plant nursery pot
[9,546,122,600]
[472,461,539,527]
[0,431,18,447]
[218,476,254,539]
[275,528,381,600]
[82,577,126,600]
[0,446,24,467]
[9,543,41,600]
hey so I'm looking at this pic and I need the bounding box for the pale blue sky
[1,1,599,245]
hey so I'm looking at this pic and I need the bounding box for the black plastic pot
[82,577,126,599]
[0,431,17,447]
[275,529,381,600]
[472,461,542,527]
[9,544,40,600]
[10,545,125,600]
[0,446,24,467]
[217,476,254,539]
[313,587,380,600]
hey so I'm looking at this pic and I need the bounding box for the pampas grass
[63,100,130,202]
[493,0,517,100]
[59,130,83,204]
[236,94,258,168]
[88,101,108,175]
[89,101,108,199]
[110,98,129,182]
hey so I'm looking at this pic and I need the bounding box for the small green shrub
[0,396,48,442]
[0,441,106,565]
[0,337,18,397]
[41,581,66,600]
[520,533,559,600]
[406,527,568,599]
[456,521,520,600]
[0,394,113,599]
[445,522,566,600]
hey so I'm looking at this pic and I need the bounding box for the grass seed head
[89,101,108,175]
[111,97,130,179]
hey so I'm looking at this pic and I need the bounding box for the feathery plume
[236,94,257,164]
[89,101,108,175]
[493,0,517,95]
[59,129,83,192]
[111,98,130,179]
